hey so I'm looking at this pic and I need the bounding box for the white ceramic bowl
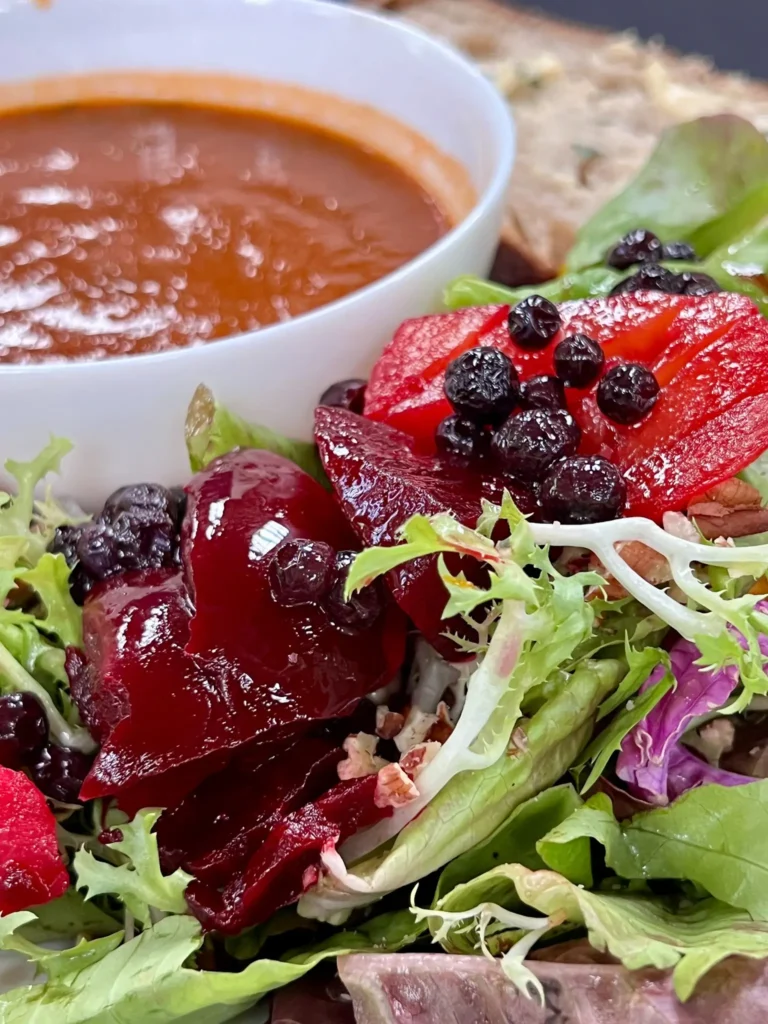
[0,0,514,506]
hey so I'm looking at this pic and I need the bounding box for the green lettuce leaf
[539,785,768,919]
[483,864,768,1001]
[185,384,327,485]
[74,809,192,926]
[0,905,423,1023]
[435,785,590,903]
[14,553,82,648]
[299,657,621,920]
[19,889,121,943]
[567,115,768,271]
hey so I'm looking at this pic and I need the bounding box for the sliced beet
[156,734,343,886]
[186,773,389,934]
[315,407,537,659]
[73,450,406,808]
[0,765,68,913]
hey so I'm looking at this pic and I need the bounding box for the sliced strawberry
[315,407,537,658]
[364,293,768,521]
[0,765,68,913]
[366,294,684,453]
[365,305,508,424]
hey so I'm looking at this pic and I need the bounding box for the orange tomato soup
[0,102,450,362]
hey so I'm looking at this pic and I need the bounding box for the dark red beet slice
[73,450,406,808]
[156,734,343,886]
[186,773,389,934]
[181,448,406,699]
[0,765,68,913]
[314,407,537,659]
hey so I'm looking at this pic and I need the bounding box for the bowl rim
[0,0,515,378]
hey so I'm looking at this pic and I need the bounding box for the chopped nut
[400,741,441,780]
[374,763,419,809]
[375,705,405,741]
[337,733,388,781]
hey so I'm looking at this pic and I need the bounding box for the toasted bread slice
[364,0,768,281]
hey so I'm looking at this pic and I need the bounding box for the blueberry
[662,241,697,262]
[676,271,720,296]
[0,693,47,770]
[597,364,660,424]
[269,538,335,607]
[102,483,178,527]
[554,334,605,388]
[541,456,626,524]
[319,379,367,414]
[49,523,85,569]
[507,296,561,350]
[492,408,581,481]
[444,348,518,425]
[610,264,680,295]
[435,414,487,460]
[75,523,121,580]
[325,550,382,633]
[606,229,662,270]
[519,375,566,410]
[31,744,92,804]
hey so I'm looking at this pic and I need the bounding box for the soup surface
[0,102,449,362]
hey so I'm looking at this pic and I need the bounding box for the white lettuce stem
[340,598,526,867]
[530,518,768,642]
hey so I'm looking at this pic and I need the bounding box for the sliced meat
[338,952,768,1024]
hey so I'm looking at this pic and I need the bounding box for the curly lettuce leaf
[74,809,192,926]
[0,437,77,565]
[334,507,604,873]
[540,785,768,919]
[185,384,327,485]
[566,115,768,271]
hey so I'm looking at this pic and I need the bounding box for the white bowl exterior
[0,0,514,505]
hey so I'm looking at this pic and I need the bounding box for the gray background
[512,0,768,77]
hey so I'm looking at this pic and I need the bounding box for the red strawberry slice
[315,407,537,658]
[364,293,768,520]
[73,450,406,808]
[0,765,68,913]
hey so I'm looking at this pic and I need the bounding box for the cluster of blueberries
[435,288,662,524]
[607,227,720,297]
[0,692,91,804]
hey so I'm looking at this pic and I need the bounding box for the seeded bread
[361,0,768,282]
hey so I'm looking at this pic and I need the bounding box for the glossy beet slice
[74,450,406,807]
[0,765,68,913]
[315,407,537,658]
[157,734,343,886]
[186,773,389,934]
[182,448,405,689]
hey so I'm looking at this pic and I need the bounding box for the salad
[1,114,768,1024]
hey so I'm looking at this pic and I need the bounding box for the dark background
[511,0,768,77]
